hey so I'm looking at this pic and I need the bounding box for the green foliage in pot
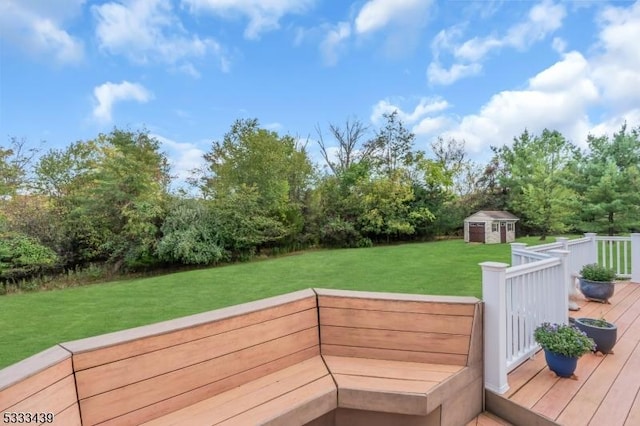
[534,322,596,357]
[580,263,616,282]
[581,317,613,328]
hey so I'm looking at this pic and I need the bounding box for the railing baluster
[609,240,614,270]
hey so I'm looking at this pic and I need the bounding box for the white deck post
[481,261,509,394]
[549,250,570,322]
[510,243,527,266]
[585,233,598,265]
[556,237,569,250]
[631,234,640,284]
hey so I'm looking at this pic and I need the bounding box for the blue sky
[1,0,639,182]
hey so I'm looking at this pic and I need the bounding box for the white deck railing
[597,236,633,278]
[505,256,567,368]
[483,233,639,394]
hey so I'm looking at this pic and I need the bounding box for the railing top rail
[512,248,551,261]
[505,257,561,279]
[566,237,592,246]
[596,236,632,242]
[527,242,563,252]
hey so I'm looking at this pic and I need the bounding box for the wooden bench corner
[315,288,483,426]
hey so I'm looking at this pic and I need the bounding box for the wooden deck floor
[504,282,640,426]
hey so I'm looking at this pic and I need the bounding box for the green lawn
[0,236,555,368]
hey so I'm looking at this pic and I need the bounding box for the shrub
[534,322,595,357]
[580,263,616,282]
[320,218,363,248]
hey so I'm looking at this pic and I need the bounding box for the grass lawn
[0,236,557,368]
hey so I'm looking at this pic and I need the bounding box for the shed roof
[465,210,519,222]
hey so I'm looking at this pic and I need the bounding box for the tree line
[1,114,639,288]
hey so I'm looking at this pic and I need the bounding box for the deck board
[503,282,640,426]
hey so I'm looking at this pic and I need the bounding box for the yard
[0,237,553,368]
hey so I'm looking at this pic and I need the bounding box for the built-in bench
[61,289,332,426]
[0,288,483,426]
[317,289,483,426]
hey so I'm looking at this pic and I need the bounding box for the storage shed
[464,210,519,244]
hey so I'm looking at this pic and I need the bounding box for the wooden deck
[504,282,640,425]
[467,412,512,425]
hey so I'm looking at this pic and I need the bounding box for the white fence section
[483,233,639,394]
[564,235,596,278]
[597,236,633,278]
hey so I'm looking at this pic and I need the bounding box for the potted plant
[534,322,595,378]
[579,263,616,303]
[573,317,617,354]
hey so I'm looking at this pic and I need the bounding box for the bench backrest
[60,289,319,426]
[0,346,81,425]
[316,288,482,366]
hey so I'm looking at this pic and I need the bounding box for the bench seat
[0,288,484,426]
[316,288,484,425]
[323,356,464,416]
[143,356,336,426]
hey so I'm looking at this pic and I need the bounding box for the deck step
[485,390,560,426]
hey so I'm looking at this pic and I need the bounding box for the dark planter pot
[579,278,615,303]
[574,318,617,354]
[544,349,578,378]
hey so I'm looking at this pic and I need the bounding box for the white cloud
[428,0,567,85]
[552,37,567,53]
[380,48,608,155]
[528,51,591,92]
[92,81,153,123]
[354,0,431,35]
[0,0,84,64]
[152,134,206,184]
[589,109,640,138]
[453,37,502,63]
[503,0,566,50]
[371,97,453,138]
[320,22,351,66]
[182,0,314,40]
[177,63,201,78]
[436,0,640,152]
[314,0,432,66]
[427,62,482,85]
[372,97,449,125]
[413,116,453,136]
[442,51,598,152]
[93,0,228,73]
[355,0,434,58]
[590,0,640,111]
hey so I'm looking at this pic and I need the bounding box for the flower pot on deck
[544,349,578,378]
[574,318,617,354]
[578,278,615,303]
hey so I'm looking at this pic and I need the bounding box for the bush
[320,219,364,248]
[534,322,595,357]
[580,263,616,282]
[0,233,58,283]
[158,199,227,265]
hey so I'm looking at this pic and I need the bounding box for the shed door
[469,222,485,243]
[500,222,507,243]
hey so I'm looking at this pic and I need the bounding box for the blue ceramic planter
[544,349,578,378]
[579,278,614,303]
